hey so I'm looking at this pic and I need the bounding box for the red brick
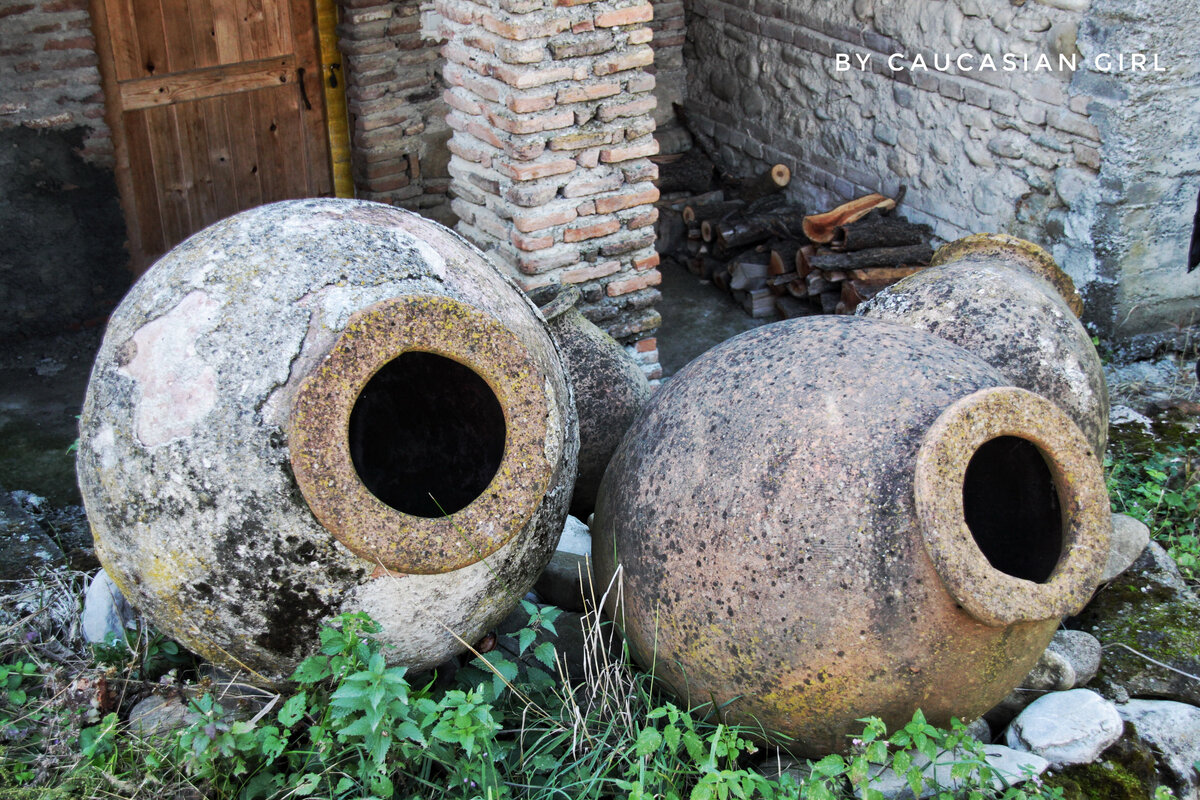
[601,229,656,256]
[465,118,506,149]
[511,228,555,251]
[556,82,620,104]
[505,137,547,161]
[562,172,624,198]
[593,46,654,76]
[634,336,657,352]
[562,260,621,283]
[492,63,574,89]
[447,136,493,165]
[556,0,601,5]
[576,148,601,168]
[626,72,656,93]
[597,96,656,122]
[43,35,94,51]
[625,207,659,229]
[632,252,661,271]
[607,269,661,296]
[627,27,653,44]
[595,4,653,27]
[548,129,615,150]
[513,204,578,232]
[572,18,595,33]
[497,158,576,181]
[0,4,34,18]
[40,0,86,10]
[496,40,546,64]
[595,185,659,213]
[489,108,573,134]
[564,216,620,242]
[443,87,483,115]
[517,244,582,274]
[480,12,569,40]
[507,90,556,113]
[599,139,659,163]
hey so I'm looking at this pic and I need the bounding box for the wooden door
[91,0,336,272]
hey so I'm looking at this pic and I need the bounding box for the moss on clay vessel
[526,283,650,517]
[77,199,579,685]
[593,315,1110,757]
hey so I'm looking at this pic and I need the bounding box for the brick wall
[336,0,454,224]
[681,0,1200,345]
[437,0,663,377]
[0,0,110,164]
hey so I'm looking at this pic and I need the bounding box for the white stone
[1108,404,1153,429]
[82,569,134,645]
[863,744,1049,799]
[1005,689,1123,767]
[1118,699,1200,800]
[557,515,591,556]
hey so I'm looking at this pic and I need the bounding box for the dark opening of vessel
[962,436,1063,583]
[348,351,506,518]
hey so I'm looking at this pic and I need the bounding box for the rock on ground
[1073,542,1200,706]
[1046,630,1103,688]
[1005,689,1124,768]
[863,744,1049,800]
[1102,515,1150,582]
[1118,699,1200,800]
[0,488,64,580]
[82,568,134,644]
[534,515,594,612]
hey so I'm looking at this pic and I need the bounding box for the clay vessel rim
[288,294,555,575]
[928,233,1083,317]
[914,386,1110,627]
[527,283,582,323]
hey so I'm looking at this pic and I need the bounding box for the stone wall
[436,0,663,376]
[681,0,1200,346]
[336,0,455,224]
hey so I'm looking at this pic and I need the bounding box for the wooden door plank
[130,0,170,79]
[203,96,243,220]
[102,0,144,82]
[143,104,192,247]
[122,108,167,260]
[118,55,293,110]
[224,90,263,209]
[266,0,292,60]
[186,0,220,69]
[161,0,198,73]
[253,84,293,202]
[210,0,243,63]
[236,0,267,61]
[176,100,221,230]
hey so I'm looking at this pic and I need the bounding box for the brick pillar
[437,0,663,379]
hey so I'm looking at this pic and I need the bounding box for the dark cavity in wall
[0,126,128,341]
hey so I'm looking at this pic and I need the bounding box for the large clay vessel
[859,234,1108,454]
[527,283,650,517]
[592,315,1110,757]
[77,199,579,685]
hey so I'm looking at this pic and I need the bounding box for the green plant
[1107,424,1200,580]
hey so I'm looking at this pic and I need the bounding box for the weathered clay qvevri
[928,233,1083,317]
[858,240,1109,454]
[77,199,578,685]
[527,283,650,517]
[592,315,1110,757]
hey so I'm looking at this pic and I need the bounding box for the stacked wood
[656,168,935,319]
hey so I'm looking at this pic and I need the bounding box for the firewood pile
[654,152,935,319]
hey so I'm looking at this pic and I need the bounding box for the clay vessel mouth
[289,295,553,575]
[915,386,1110,627]
[929,233,1083,317]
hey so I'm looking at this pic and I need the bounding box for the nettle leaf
[533,641,557,669]
[278,692,307,727]
[337,716,377,738]
[517,627,537,655]
[812,754,847,778]
[291,656,331,684]
[635,726,662,757]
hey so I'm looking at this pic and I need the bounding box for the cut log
[805,243,934,272]
[683,199,744,225]
[786,278,808,298]
[819,290,842,314]
[802,194,897,243]
[769,240,804,276]
[806,272,834,296]
[729,255,771,291]
[655,147,715,195]
[830,210,932,252]
[840,278,892,312]
[847,265,927,282]
[775,295,813,319]
[712,269,730,292]
[715,207,808,250]
[797,244,817,278]
[697,256,725,281]
[767,271,798,296]
[739,163,792,203]
[743,288,777,318]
